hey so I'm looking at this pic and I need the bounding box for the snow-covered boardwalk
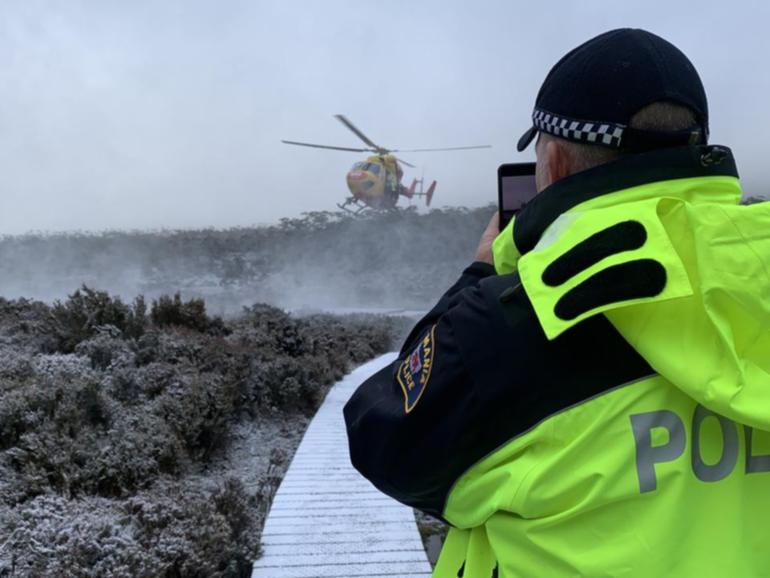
[251,353,433,578]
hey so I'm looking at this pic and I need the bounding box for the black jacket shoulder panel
[344,267,653,518]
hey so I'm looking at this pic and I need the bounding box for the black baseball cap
[517,28,708,152]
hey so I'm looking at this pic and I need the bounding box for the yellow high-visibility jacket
[345,145,770,578]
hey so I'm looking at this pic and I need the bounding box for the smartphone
[498,162,537,230]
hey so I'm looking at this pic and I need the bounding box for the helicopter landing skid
[336,197,371,215]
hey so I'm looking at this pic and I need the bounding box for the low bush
[1,478,261,578]
[50,286,146,353]
[0,290,410,576]
[150,293,227,336]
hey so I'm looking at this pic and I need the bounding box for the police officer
[344,28,770,577]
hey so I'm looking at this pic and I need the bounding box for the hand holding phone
[474,212,501,265]
[498,162,537,230]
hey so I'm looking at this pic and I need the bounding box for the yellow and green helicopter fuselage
[345,154,403,209]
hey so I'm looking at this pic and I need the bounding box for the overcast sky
[0,0,767,234]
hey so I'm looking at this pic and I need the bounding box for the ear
[545,139,572,184]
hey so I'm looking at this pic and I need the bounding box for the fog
[0,208,493,315]
[1,0,768,236]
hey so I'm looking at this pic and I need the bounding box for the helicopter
[282,115,491,214]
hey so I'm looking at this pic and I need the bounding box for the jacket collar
[513,145,740,255]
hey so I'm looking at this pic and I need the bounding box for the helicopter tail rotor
[406,178,437,206]
[425,181,436,207]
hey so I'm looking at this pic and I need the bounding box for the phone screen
[498,163,536,230]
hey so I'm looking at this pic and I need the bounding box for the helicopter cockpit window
[353,162,366,171]
[368,163,381,175]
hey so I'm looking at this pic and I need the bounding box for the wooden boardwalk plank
[251,353,433,578]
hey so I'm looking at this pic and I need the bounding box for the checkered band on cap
[533,108,626,148]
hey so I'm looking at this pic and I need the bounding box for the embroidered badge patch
[397,325,436,414]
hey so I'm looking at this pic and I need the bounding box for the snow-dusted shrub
[0,297,58,352]
[76,333,136,371]
[231,305,409,414]
[0,356,99,448]
[50,287,146,352]
[150,292,227,335]
[0,290,409,575]
[156,373,239,460]
[0,347,33,381]
[0,478,261,578]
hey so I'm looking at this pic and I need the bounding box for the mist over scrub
[0,207,494,313]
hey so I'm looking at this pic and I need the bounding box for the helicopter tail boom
[405,179,417,199]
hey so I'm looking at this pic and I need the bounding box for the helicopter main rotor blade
[334,115,384,151]
[391,145,493,152]
[395,157,416,168]
[281,140,373,153]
